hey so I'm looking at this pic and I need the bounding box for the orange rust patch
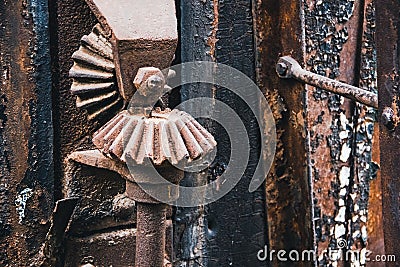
[207,0,219,61]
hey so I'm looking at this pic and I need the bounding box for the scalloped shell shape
[92,109,217,166]
[69,24,123,120]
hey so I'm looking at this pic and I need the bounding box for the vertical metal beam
[376,0,400,263]
[303,1,369,265]
[0,0,54,264]
[135,203,167,267]
[253,1,314,266]
[174,1,214,266]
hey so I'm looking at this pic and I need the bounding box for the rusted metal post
[277,56,378,108]
[135,203,167,267]
[376,0,400,263]
[123,161,183,267]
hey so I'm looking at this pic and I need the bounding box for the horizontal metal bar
[276,56,378,108]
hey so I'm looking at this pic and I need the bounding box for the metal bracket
[276,56,378,108]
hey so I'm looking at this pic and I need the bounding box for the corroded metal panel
[254,1,314,266]
[256,0,381,266]
[304,0,382,266]
[352,1,384,265]
[304,1,381,266]
[376,0,400,263]
[0,0,54,265]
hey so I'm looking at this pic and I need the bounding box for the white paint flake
[339,166,350,188]
[15,188,33,224]
[340,143,352,162]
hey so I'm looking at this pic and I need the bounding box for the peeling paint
[349,2,379,263]
[14,188,33,224]
[304,0,359,265]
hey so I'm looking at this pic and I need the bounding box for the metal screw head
[276,62,288,77]
[382,107,396,131]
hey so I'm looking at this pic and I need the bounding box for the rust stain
[366,123,385,264]
[207,0,219,61]
[254,1,314,265]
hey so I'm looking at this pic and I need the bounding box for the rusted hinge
[276,56,378,108]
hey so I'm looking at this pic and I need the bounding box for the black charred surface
[176,1,214,266]
[209,1,266,267]
[376,0,400,263]
[177,0,267,266]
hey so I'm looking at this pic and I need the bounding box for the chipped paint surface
[349,1,382,265]
[14,188,33,224]
[304,0,380,266]
[304,0,357,264]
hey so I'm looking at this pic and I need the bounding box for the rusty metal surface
[352,1,384,264]
[303,0,362,266]
[92,109,217,166]
[376,0,400,263]
[84,0,178,100]
[277,56,378,108]
[135,203,167,267]
[33,198,78,266]
[68,150,131,178]
[64,228,137,267]
[64,159,136,236]
[253,1,314,266]
[0,0,54,265]
[303,1,383,266]
[256,1,382,266]
[69,23,123,120]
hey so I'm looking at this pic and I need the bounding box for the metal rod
[135,202,167,267]
[276,56,378,108]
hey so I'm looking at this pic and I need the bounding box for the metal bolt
[276,62,288,77]
[382,107,396,131]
